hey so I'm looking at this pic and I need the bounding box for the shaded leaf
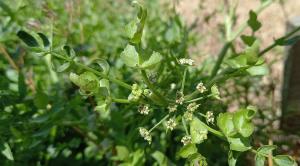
[37,32,50,47]
[247,10,261,32]
[241,35,256,46]
[177,144,197,158]
[140,51,163,69]
[17,30,39,47]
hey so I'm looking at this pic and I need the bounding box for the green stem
[149,114,169,132]
[181,68,188,93]
[182,117,189,135]
[112,98,130,104]
[198,120,225,140]
[259,26,300,57]
[50,52,132,90]
[140,70,168,105]
[210,42,231,79]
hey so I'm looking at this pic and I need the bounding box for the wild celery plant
[13,0,300,165]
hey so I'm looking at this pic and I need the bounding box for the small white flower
[176,92,184,105]
[166,118,177,131]
[139,127,152,144]
[206,111,214,123]
[187,102,200,112]
[181,135,192,145]
[168,105,178,113]
[179,58,195,66]
[138,104,150,115]
[129,84,143,101]
[184,112,193,121]
[170,83,176,90]
[196,82,207,93]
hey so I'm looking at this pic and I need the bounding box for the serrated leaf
[177,144,197,158]
[217,113,236,137]
[1,143,14,161]
[187,153,207,166]
[190,117,208,144]
[247,10,261,32]
[17,30,39,47]
[241,35,256,46]
[140,51,163,69]
[120,45,139,67]
[37,32,50,47]
[273,155,297,166]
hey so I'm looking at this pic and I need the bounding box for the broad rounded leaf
[232,108,255,137]
[177,144,197,158]
[120,45,139,67]
[228,136,251,152]
[217,113,236,137]
[190,117,208,144]
[140,51,163,69]
[273,155,297,166]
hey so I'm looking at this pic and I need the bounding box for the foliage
[0,0,299,165]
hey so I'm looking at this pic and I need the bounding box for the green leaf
[165,21,181,44]
[177,144,197,158]
[227,136,251,152]
[217,113,236,137]
[37,33,50,47]
[18,72,27,99]
[187,153,207,166]
[140,51,163,69]
[34,91,49,109]
[232,108,255,137]
[276,35,300,46]
[152,151,174,166]
[93,59,110,75]
[228,151,240,166]
[190,117,208,144]
[257,145,277,156]
[273,155,297,166]
[57,62,71,72]
[124,19,138,39]
[246,64,269,76]
[114,146,129,161]
[211,85,220,100]
[69,72,99,93]
[247,10,262,32]
[241,35,256,46]
[255,155,265,166]
[1,142,14,161]
[244,40,260,65]
[63,45,76,58]
[129,1,147,44]
[120,45,139,67]
[17,30,39,47]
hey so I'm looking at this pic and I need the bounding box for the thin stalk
[112,98,130,104]
[149,114,169,132]
[198,120,225,140]
[140,70,168,105]
[182,117,189,135]
[181,68,188,93]
[50,52,132,90]
[0,44,19,71]
[210,42,231,79]
[259,26,300,56]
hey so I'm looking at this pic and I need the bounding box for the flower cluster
[178,58,195,66]
[206,111,214,123]
[184,102,200,121]
[176,92,184,105]
[128,84,143,101]
[181,135,192,145]
[139,127,152,144]
[198,130,208,141]
[168,105,177,113]
[138,104,150,115]
[196,82,207,93]
[166,118,177,131]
